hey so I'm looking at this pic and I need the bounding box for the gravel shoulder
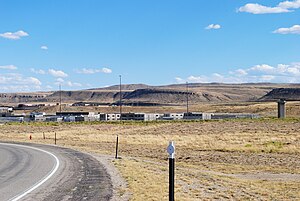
[91,154,131,201]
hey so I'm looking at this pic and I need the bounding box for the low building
[159,113,184,120]
[63,116,85,122]
[121,113,145,121]
[0,116,24,123]
[45,116,63,122]
[56,112,91,116]
[144,113,162,121]
[56,112,100,122]
[99,113,107,121]
[29,112,46,121]
[120,113,161,121]
[106,113,121,121]
[211,113,260,119]
[0,107,13,117]
[183,112,211,120]
[84,113,100,121]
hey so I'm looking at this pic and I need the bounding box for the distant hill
[259,88,300,101]
[0,83,298,105]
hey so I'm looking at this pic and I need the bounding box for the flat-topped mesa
[259,88,300,101]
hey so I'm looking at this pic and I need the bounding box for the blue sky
[0,0,299,92]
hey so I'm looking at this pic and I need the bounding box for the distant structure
[186,82,189,113]
[183,112,211,120]
[278,99,286,118]
[119,75,122,121]
[0,107,13,117]
[0,108,260,123]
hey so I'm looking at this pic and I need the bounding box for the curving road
[0,142,112,201]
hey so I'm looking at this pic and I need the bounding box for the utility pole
[186,82,189,113]
[119,75,122,121]
[59,84,61,114]
[59,84,62,113]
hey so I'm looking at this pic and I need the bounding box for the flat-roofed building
[45,116,63,122]
[99,113,107,121]
[106,113,121,121]
[211,113,259,119]
[29,112,46,121]
[183,112,211,120]
[159,113,184,120]
[56,112,91,116]
[144,113,162,121]
[121,113,144,121]
[0,116,24,123]
[0,107,13,117]
[56,111,100,122]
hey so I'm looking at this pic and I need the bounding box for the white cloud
[0,73,42,92]
[248,63,300,77]
[54,78,82,87]
[238,0,300,14]
[30,68,46,74]
[259,75,275,81]
[78,68,94,74]
[56,78,65,83]
[77,67,112,74]
[0,30,29,40]
[66,81,82,87]
[41,45,48,50]
[174,62,300,84]
[232,69,248,76]
[46,85,53,90]
[175,77,185,84]
[212,73,223,79]
[48,69,68,77]
[250,64,275,72]
[238,3,290,14]
[187,75,209,83]
[0,65,17,70]
[102,67,112,74]
[28,77,42,85]
[278,0,300,9]
[205,24,221,30]
[273,24,300,34]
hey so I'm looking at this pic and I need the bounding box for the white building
[160,113,184,120]
[121,113,162,121]
[183,112,211,120]
[30,112,46,121]
[106,113,121,121]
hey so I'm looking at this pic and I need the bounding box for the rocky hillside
[259,88,300,101]
[0,92,51,103]
[1,83,298,105]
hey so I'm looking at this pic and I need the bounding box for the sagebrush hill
[1,83,300,105]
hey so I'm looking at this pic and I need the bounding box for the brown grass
[1,103,300,200]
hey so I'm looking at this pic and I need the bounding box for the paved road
[0,142,112,201]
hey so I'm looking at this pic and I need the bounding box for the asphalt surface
[0,142,112,201]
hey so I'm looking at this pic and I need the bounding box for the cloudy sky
[0,0,299,92]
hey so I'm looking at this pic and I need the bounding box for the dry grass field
[1,102,300,200]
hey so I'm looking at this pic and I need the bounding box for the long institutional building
[0,106,259,123]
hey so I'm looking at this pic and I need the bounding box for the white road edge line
[0,143,60,201]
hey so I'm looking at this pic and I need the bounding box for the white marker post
[167,141,175,201]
